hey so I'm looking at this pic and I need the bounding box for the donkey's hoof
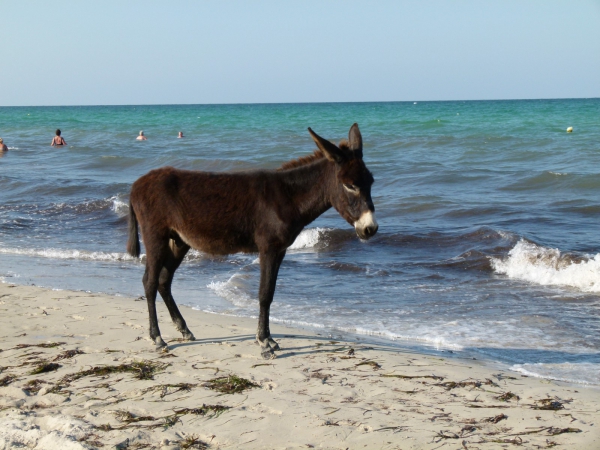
[260,347,276,360]
[154,337,168,352]
[182,331,196,342]
[268,339,280,351]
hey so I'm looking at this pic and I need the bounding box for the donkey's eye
[343,183,359,194]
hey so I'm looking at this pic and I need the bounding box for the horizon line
[1,96,599,108]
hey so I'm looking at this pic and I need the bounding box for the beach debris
[203,374,259,394]
[178,434,209,449]
[309,369,331,383]
[173,404,231,419]
[496,391,520,402]
[355,360,381,370]
[23,378,48,394]
[29,362,61,375]
[483,413,508,424]
[533,398,566,411]
[373,425,406,433]
[322,420,340,426]
[13,341,66,350]
[52,349,85,361]
[59,360,169,385]
[490,436,524,445]
[0,374,17,387]
[509,426,581,436]
[547,427,581,435]
[114,410,156,423]
[381,373,444,381]
[251,363,274,368]
[140,382,196,398]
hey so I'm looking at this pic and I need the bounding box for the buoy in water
[567,127,573,133]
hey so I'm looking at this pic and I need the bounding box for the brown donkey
[127,123,378,359]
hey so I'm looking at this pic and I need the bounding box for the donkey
[127,123,378,359]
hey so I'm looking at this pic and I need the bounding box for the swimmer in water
[0,138,8,152]
[136,131,147,141]
[51,129,67,146]
[178,131,184,138]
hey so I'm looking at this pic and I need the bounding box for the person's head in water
[139,131,144,136]
[56,129,61,136]
[178,131,184,138]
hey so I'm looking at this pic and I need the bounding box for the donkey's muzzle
[354,211,378,240]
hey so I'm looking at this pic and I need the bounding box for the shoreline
[1,282,599,449]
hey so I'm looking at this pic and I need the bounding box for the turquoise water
[1,99,599,384]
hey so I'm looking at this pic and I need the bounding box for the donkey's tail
[127,201,141,258]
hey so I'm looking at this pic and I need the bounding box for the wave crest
[490,239,600,292]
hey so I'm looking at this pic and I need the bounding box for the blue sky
[1,1,599,106]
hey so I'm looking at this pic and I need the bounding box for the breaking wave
[288,227,332,250]
[490,239,600,292]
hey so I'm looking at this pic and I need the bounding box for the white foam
[109,194,129,217]
[490,239,600,292]
[510,362,600,385]
[288,227,331,250]
[0,246,138,262]
[207,274,255,308]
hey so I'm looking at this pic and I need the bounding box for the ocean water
[1,100,599,385]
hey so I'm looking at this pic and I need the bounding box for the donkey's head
[308,123,378,240]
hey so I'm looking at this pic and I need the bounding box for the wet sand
[0,283,598,449]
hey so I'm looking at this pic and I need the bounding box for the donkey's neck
[279,158,334,226]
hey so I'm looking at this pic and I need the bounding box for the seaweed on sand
[29,362,61,375]
[436,379,497,390]
[0,375,17,387]
[52,349,85,361]
[13,342,66,350]
[60,360,169,384]
[114,410,156,424]
[178,435,210,450]
[173,404,231,419]
[381,373,444,381]
[140,382,196,398]
[23,379,48,394]
[533,398,566,411]
[496,391,520,402]
[203,375,259,394]
[355,360,381,370]
[482,413,508,424]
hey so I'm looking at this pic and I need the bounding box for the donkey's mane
[278,150,324,171]
[278,140,350,171]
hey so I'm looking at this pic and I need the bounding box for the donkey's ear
[348,123,363,158]
[308,127,346,164]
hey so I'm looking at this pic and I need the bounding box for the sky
[1,0,599,106]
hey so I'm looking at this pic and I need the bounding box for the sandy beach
[0,282,598,449]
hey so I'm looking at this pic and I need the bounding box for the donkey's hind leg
[142,232,168,351]
[157,239,195,341]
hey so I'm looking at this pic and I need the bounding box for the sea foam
[0,247,136,262]
[288,227,331,250]
[490,239,600,292]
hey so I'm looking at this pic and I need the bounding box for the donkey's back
[129,166,290,256]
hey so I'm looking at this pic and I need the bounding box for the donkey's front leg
[256,250,286,359]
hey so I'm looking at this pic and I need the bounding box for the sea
[1,100,599,385]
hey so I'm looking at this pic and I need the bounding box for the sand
[0,282,598,449]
